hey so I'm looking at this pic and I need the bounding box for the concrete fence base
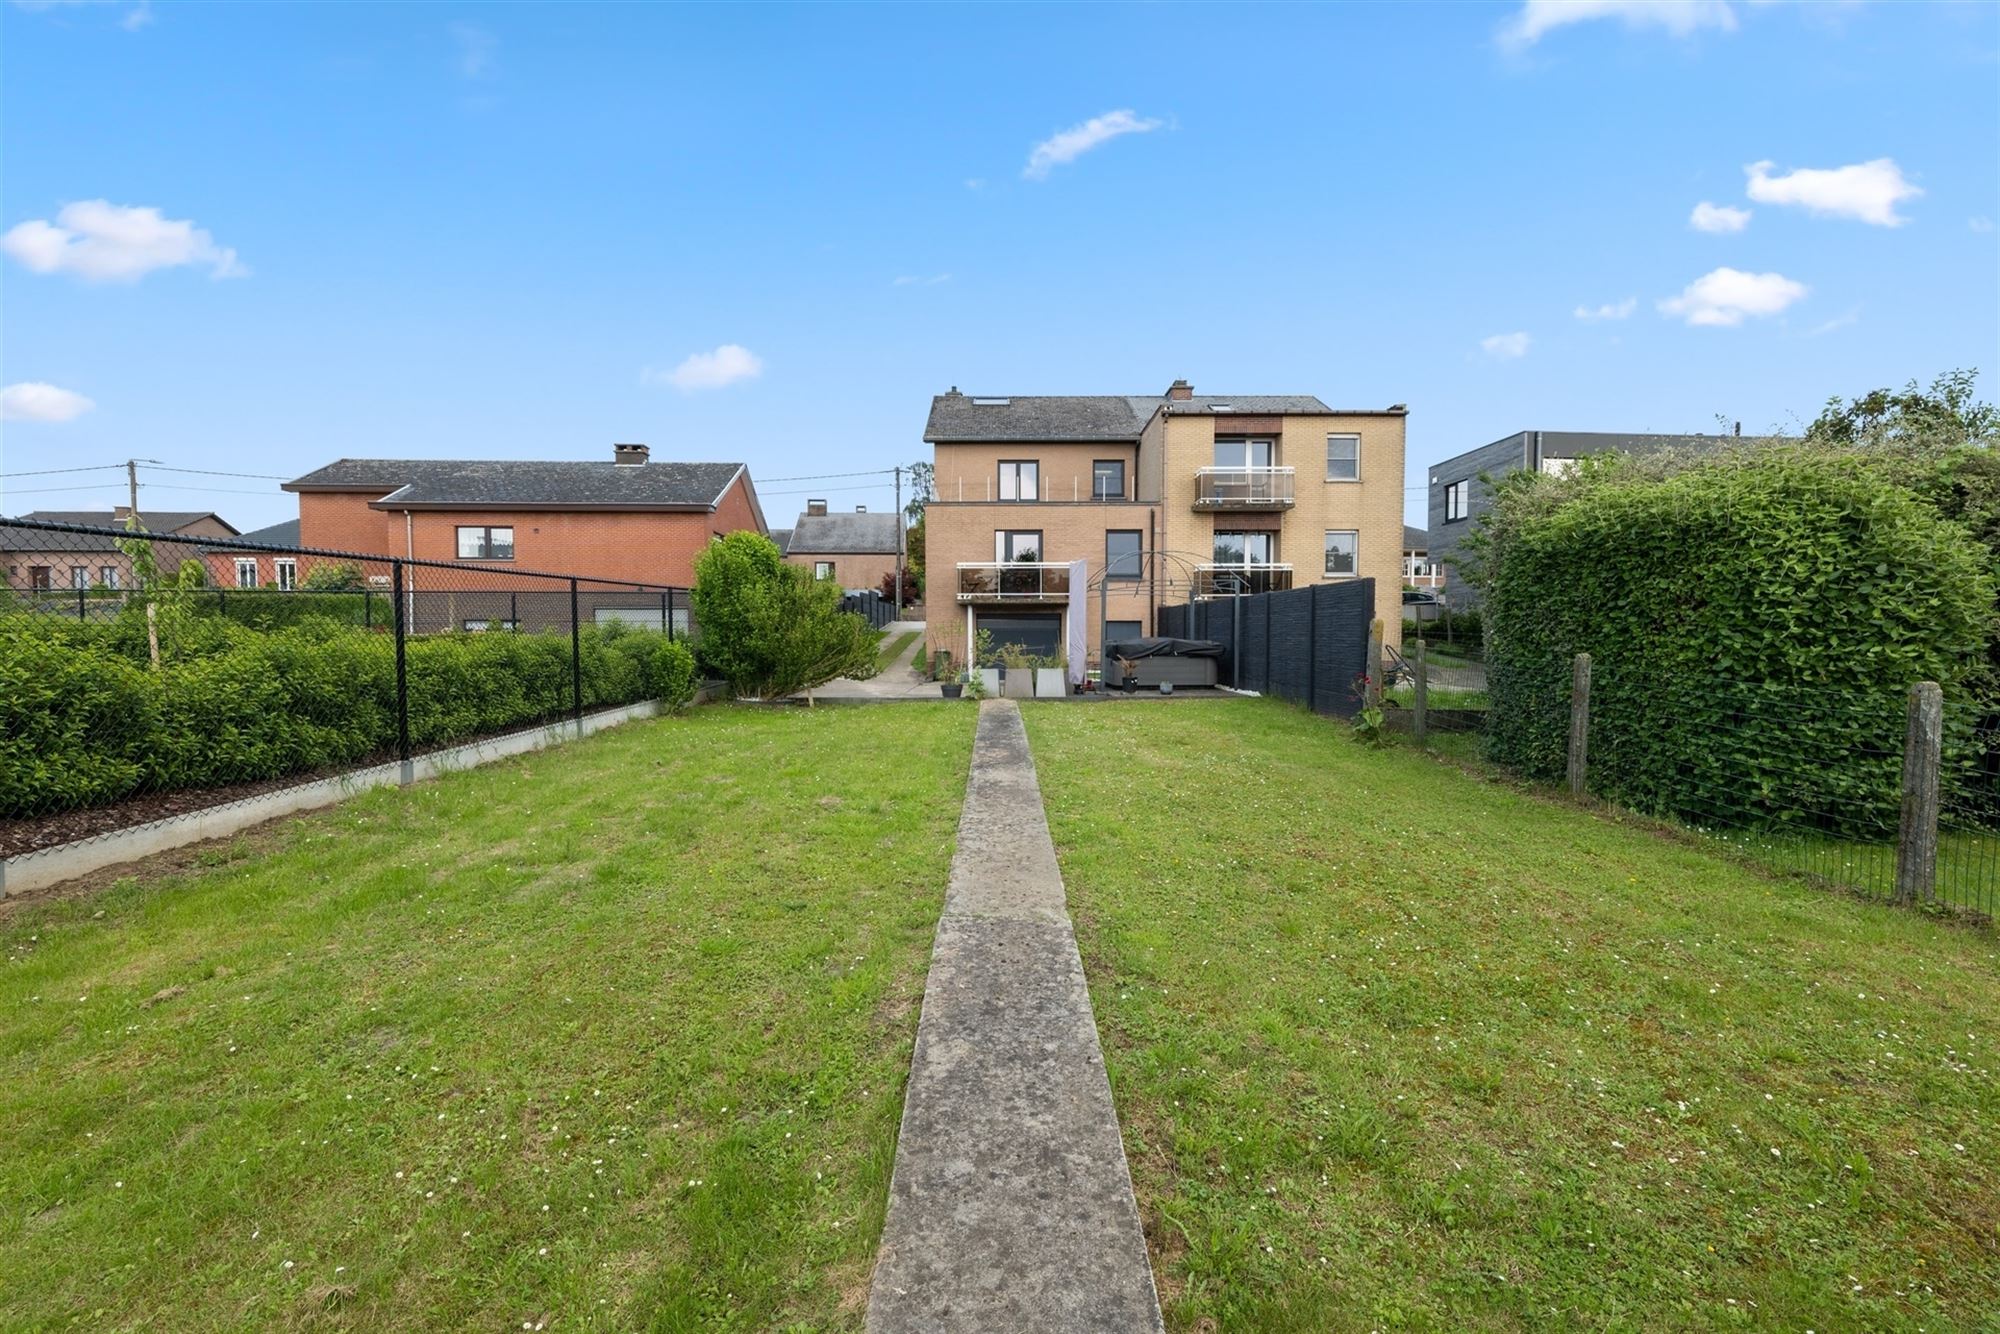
[1,698,670,900]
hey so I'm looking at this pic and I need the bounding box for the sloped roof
[923,389,1385,443]
[285,458,746,510]
[1405,525,1427,552]
[19,509,235,534]
[1150,395,1340,417]
[769,527,793,554]
[200,518,300,554]
[787,510,901,555]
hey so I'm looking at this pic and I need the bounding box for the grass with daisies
[0,703,973,1331]
[1025,697,2000,1332]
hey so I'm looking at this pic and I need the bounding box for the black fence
[841,588,896,630]
[1158,579,1375,718]
[0,518,700,855]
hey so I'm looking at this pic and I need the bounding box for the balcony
[956,562,1073,602]
[1193,563,1293,598]
[1194,466,1295,509]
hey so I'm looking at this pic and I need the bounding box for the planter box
[975,667,1001,696]
[1002,668,1034,700]
[1034,668,1067,697]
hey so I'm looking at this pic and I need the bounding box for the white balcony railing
[956,562,1073,602]
[1194,466,1296,509]
[1193,563,1294,598]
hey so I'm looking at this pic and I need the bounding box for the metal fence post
[1414,637,1429,748]
[391,559,411,784]
[667,589,677,642]
[76,589,86,621]
[659,590,669,636]
[1895,681,1944,906]
[1568,652,1592,798]
[364,587,373,630]
[1307,585,1319,712]
[1365,619,1383,710]
[570,578,583,734]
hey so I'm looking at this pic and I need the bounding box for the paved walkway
[867,701,1163,1332]
[813,621,941,701]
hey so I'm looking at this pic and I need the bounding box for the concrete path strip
[867,700,1163,1332]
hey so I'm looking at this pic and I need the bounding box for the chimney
[113,505,134,520]
[1167,379,1194,401]
[855,504,868,513]
[806,498,828,516]
[613,442,649,466]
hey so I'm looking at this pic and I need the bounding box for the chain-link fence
[0,518,698,858]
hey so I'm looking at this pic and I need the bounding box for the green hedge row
[0,617,696,818]
[1483,455,1994,839]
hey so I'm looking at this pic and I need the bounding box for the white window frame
[1214,438,1275,469]
[1326,433,1360,482]
[70,565,90,589]
[1212,531,1273,566]
[1445,480,1470,522]
[997,459,1040,502]
[274,558,297,591]
[1324,530,1358,578]
[455,525,515,561]
[234,559,258,589]
[814,561,835,580]
[100,565,121,589]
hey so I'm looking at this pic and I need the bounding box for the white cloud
[1658,266,1808,327]
[1806,307,1861,337]
[643,344,763,392]
[1,381,96,422]
[1023,109,1164,180]
[1499,0,1736,50]
[120,1,150,29]
[1969,216,1994,234]
[450,23,496,78]
[1574,297,1637,322]
[2,200,245,282]
[1480,331,1532,360]
[893,273,951,287]
[1744,158,1921,227]
[1689,200,1752,233]
[11,0,152,29]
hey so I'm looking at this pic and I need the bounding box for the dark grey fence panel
[1159,579,1375,717]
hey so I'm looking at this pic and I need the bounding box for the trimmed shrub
[0,621,159,812]
[1484,454,1993,838]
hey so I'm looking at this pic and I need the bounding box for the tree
[904,460,935,522]
[1808,368,1999,447]
[691,531,877,702]
[302,561,367,592]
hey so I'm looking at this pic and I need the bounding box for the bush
[0,621,159,812]
[1482,454,1994,837]
[691,532,876,699]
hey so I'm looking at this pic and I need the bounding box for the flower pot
[940,681,963,698]
[1002,668,1033,699]
[1034,668,1067,697]
[976,667,1001,696]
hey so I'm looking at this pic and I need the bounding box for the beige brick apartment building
[923,380,1407,680]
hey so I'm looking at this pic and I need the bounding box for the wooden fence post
[1413,637,1429,748]
[1366,620,1384,710]
[1567,652,1591,798]
[1895,681,1943,906]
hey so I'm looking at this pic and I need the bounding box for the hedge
[1483,455,1994,839]
[0,617,697,818]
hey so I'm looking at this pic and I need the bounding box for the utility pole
[126,459,143,528]
[894,464,905,615]
[126,459,163,670]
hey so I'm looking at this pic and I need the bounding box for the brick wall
[784,550,899,593]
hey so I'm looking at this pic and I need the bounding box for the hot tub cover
[1104,637,1224,660]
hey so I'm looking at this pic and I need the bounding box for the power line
[148,464,291,481]
[1,483,131,496]
[0,463,128,479]
[756,468,897,483]
[757,482,899,497]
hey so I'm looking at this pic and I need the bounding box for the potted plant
[962,671,987,701]
[999,642,1034,699]
[969,628,1001,697]
[1034,652,1067,698]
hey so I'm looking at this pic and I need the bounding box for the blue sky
[3,0,1996,532]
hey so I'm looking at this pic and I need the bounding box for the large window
[1214,438,1274,469]
[70,565,90,589]
[1093,459,1126,500]
[274,558,297,591]
[996,530,1042,562]
[456,525,515,560]
[234,559,258,589]
[1212,531,1274,565]
[997,460,1039,501]
[1326,434,1360,481]
[1444,480,1469,522]
[1324,530,1358,577]
[1105,530,1142,580]
[99,566,121,590]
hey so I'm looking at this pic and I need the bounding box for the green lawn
[1024,698,1999,1331]
[875,629,920,675]
[0,704,973,1331]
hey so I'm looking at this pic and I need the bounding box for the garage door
[977,612,1062,659]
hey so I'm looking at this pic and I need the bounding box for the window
[1324,530,1358,577]
[71,565,90,589]
[1214,438,1274,469]
[1540,456,1578,478]
[814,561,836,581]
[1092,459,1126,500]
[1105,620,1143,645]
[1105,530,1142,580]
[274,558,297,591]
[1444,480,1469,522]
[234,559,258,589]
[997,460,1039,501]
[100,566,121,590]
[456,525,515,560]
[462,618,519,632]
[1326,434,1360,481]
[28,566,51,592]
[995,530,1042,562]
[1212,531,1274,565]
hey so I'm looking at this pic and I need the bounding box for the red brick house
[283,445,768,587]
[1,508,238,594]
